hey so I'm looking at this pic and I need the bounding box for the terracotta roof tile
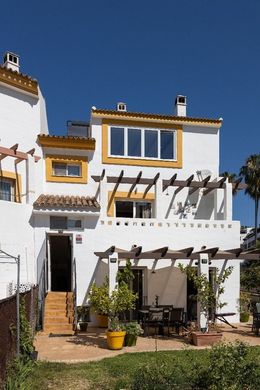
[92,108,222,125]
[38,134,95,141]
[33,194,100,209]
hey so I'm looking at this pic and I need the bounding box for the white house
[1,52,254,334]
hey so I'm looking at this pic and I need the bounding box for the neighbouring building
[0,52,251,333]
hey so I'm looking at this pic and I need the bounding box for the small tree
[179,264,233,331]
[89,278,137,331]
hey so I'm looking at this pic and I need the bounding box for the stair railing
[37,257,48,330]
[72,257,77,331]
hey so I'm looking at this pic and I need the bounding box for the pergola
[0,144,40,164]
[95,246,260,261]
[92,170,246,196]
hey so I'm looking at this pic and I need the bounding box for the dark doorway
[49,235,72,291]
[118,268,144,321]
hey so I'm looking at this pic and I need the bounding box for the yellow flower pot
[97,314,108,328]
[106,331,126,350]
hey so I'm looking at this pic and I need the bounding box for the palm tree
[240,155,260,247]
[220,171,240,195]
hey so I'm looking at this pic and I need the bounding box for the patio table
[214,312,237,329]
[139,307,169,337]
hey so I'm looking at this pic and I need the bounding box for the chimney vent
[174,95,187,117]
[117,102,127,112]
[3,51,20,72]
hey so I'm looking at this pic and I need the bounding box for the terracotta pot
[192,331,222,346]
[106,331,126,350]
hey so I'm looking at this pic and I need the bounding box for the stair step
[44,316,70,324]
[44,324,74,332]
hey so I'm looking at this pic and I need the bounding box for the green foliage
[117,259,134,285]
[241,261,260,293]
[77,305,89,322]
[203,341,260,390]
[89,279,137,330]
[239,291,251,314]
[5,358,35,390]
[124,321,143,336]
[179,264,233,327]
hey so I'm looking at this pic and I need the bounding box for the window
[0,178,15,202]
[115,201,152,218]
[52,162,81,177]
[109,126,176,160]
[50,216,82,230]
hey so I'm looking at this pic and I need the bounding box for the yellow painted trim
[107,191,155,217]
[0,67,38,96]
[38,135,95,150]
[92,110,222,128]
[0,170,22,203]
[45,155,88,183]
[102,119,183,168]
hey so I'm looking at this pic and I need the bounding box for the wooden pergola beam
[189,175,211,196]
[128,171,142,197]
[203,177,226,196]
[143,173,160,197]
[163,173,177,192]
[175,174,194,195]
[0,145,41,163]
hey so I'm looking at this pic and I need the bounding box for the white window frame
[52,162,82,177]
[108,125,176,161]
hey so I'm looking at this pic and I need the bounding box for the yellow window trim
[45,155,88,183]
[0,170,22,203]
[102,119,183,168]
[107,190,155,217]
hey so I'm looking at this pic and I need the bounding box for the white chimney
[174,95,187,117]
[117,102,127,112]
[3,51,20,72]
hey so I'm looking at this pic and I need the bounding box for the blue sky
[1,0,259,226]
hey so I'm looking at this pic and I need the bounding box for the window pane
[160,131,174,159]
[128,128,141,157]
[53,163,66,176]
[110,127,124,156]
[0,179,13,201]
[68,219,82,229]
[115,201,133,218]
[50,216,67,229]
[145,130,158,158]
[68,164,80,177]
[136,202,152,218]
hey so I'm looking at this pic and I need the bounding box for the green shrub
[203,340,260,390]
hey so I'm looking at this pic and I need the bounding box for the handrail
[72,257,77,331]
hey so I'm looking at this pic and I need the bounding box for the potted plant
[124,321,143,346]
[89,278,137,350]
[77,305,89,332]
[179,264,233,346]
[239,292,250,322]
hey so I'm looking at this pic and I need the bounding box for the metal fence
[0,286,38,386]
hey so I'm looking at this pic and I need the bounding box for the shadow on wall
[147,265,186,308]
[0,84,38,107]
[82,258,108,305]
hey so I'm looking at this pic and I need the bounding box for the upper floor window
[109,126,176,160]
[50,216,82,230]
[52,162,81,177]
[115,200,152,219]
[0,178,15,202]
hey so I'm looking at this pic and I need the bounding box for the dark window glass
[115,201,133,218]
[50,216,67,229]
[110,127,124,156]
[53,163,67,176]
[145,130,158,158]
[160,131,174,159]
[128,128,141,157]
[136,202,152,218]
[0,179,13,201]
[67,164,81,177]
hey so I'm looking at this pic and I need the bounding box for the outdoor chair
[145,308,164,337]
[162,307,171,336]
[170,307,185,334]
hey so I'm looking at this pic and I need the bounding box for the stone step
[44,324,74,334]
[44,316,70,324]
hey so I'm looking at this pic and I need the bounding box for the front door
[49,235,72,291]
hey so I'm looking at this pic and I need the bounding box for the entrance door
[118,268,144,321]
[49,235,72,291]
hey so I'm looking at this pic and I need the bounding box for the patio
[35,321,260,363]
